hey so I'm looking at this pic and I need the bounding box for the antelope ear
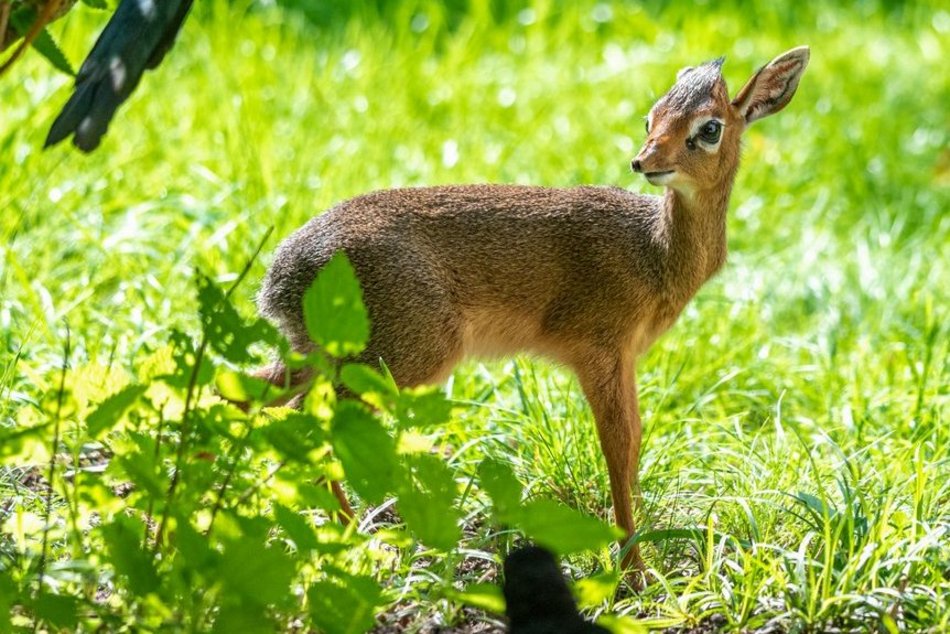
[732,46,809,124]
[676,66,695,80]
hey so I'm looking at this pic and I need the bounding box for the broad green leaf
[292,481,343,514]
[274,504,319,552]
[197,275,278,365]
[171,515,219,573]
[220,537,295,607]
[308,574,382,634]
[32,592,79,630]
[302,252,369,357]
[262,411,326,463]
[330,401,398,504]
[0,423,51,460]
[0,571,16,632]
[80,0,109,8]
[85,384,146,438]
[573,571,619,609]
[114,447,167,498]
[398,454,460,551]
[375,528,413,548]
[444,582,505,614]
[30,29,75,76]
[161,330,215,389]
[212,603,274,634]
[478,458,523,521]
[100,515,160,596]
[597,614,650,634]
[10,10,74,76]
[518,499,622,556]
[310,524,354,556]
[215,369,281,405]
[394,387,454,428]
[340,362,397,403]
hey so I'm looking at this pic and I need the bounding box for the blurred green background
[2,0,948,630]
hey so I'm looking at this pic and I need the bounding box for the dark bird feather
[45,0,193,152]
[504,546,610,634]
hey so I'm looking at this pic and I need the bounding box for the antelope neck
[657,179,734,303]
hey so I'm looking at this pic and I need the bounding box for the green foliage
[480,458,620,555]
[303,252,370,358]
[0,256,624,631]
[331,400,399,504]
[8,8,76,76]
[2,0,948,631]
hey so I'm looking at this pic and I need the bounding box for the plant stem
[33,321,69,629]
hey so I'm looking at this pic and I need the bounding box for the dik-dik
[257,47,810,576]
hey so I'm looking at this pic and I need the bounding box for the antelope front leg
[575,351,645,584]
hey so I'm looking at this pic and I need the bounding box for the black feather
[504,546,610,634]
[45,0,194,152]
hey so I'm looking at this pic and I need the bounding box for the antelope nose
[631,158,643,173]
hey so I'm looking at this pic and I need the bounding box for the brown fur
[256,47,810,582]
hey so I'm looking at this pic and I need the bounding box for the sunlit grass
[2,0,948,631]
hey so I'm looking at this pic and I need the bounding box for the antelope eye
[699,120,722,143]
[645,120,650,134]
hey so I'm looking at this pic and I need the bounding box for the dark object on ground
[503,546,609,634]
[45,0,193,152]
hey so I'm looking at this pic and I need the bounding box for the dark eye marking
[698,120,722,144]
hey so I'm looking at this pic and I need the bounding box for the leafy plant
[0,246,628,631]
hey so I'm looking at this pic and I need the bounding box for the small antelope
[257,47,810,576]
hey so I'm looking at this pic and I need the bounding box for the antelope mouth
[644,170,675,184]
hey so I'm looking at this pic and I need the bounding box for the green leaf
[215,369,282,405]
[161,330,216,389]
[394,387,454,428]
[0,571,16,632]
[274,504,319,552]
[198,275,279,365]
[573,571,619,609]
[32,592,79,630]
[478,458,523,522]
[219,537,296,607]
[294,481,343,514]
[80,0,109,8]
[596,614,651,634]
[262,411,327,463]
[10,10,74,76]
[794,491,835,523]
[340,363,397,400]
[330,401,398,504]
[171,514,219,572]
[212,603,275,634]
[100,515,160,596]
[86,384,146,438]
[398,454,460,551]
[302,252,369,357]
[0,423,52,460]
[308,573,382,634]
[444,582,505,614]
[115,448,167,498]
[518,499,622,556]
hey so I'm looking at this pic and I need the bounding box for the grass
[2,0,948,631]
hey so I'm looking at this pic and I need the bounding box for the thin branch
[152,228,274,552]
[0,3,12,52]
[0,0,62,77]
[204,420,253,536]
[34,320,69,629]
